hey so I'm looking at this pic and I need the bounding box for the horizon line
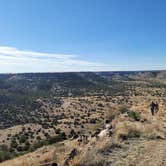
[0,69,165,75]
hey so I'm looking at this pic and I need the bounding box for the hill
[0,71,166,165]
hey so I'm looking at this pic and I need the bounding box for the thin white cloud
[0,46,108,73]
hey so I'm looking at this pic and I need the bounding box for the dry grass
[69,137,117,166]
[106,105,129,122]
[1,98,166,166]
[68,102,166,166]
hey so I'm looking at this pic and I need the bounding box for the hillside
[0,71,166,165]
[1,97,166,166]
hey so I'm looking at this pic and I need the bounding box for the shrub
[98,103,103,107]
[54,128,61,134]
[44,132,50,138]
[117,122,141,140]
[22,144,30,151]
[118,105,129,114]
[10,140,18,149]
[0,144,8,151]
[128,111,141,121]
[90,118,96,124]
[48,132,66,144]
[19,134,27,143]
[36,135,41,140]
[106,105,129,121]
[17,146,23,152]
[30,140,48,151]
[0,150,11,162]
[119,128,141,140]
[9,147,15,153]
[47,136,62,144]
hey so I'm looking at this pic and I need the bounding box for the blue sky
[0,0,166,73]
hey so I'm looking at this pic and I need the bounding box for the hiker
[150,101,155,116]
[155,101,159,113]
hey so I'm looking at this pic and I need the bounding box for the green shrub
[30,140,48,151]
[128,111,141,121]
[10,140,18,149]
[118,105,129,114]
[128,129,141,138]
[19,134,27,143]
[48,132,66,144]
[106,105,129,122]
[119,128,141,140]
[0,150,11,162]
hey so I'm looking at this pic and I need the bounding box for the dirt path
[107,139,166,166]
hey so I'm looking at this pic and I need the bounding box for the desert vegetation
[0,71,166,165]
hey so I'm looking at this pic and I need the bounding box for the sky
[0,0,166,73]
